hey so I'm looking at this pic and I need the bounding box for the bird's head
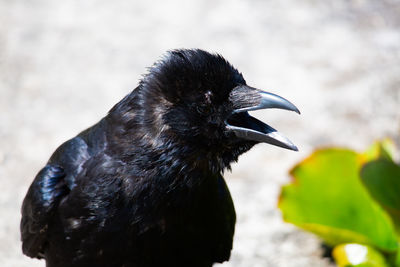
[113,49,299,169]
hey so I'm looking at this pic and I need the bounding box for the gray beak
[226,86,300,151]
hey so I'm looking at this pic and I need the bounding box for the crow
[21,49,300,267]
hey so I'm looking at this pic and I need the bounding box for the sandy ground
[1,0,400,266]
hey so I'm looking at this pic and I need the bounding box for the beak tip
[287,102,300,115]
[284,142,298,151]
[294,107,301,115]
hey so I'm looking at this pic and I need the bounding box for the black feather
[21,49,259,267]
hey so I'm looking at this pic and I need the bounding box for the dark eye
[196,105,212,115]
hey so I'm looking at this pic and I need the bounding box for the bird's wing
[20,133,94,259]
[20,165,69,258]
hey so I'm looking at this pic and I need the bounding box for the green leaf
[361,159,400,233]
[361,139,396,162]
[333,243,389,267]
[393,247,400,267]
[279,148,398,252]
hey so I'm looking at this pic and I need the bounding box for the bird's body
[21,49,299,267]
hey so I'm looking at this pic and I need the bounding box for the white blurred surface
[1,0,399,266]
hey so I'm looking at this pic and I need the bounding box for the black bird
[21,49,299,267]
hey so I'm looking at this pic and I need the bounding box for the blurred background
[1,0,400,266]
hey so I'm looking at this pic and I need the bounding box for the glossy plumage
[21,49,299,267]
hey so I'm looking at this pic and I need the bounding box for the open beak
[226,85,300,151]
